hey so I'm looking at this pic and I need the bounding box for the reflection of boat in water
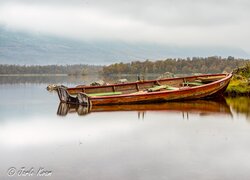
[57,73,232,106]
[57,98,232,117]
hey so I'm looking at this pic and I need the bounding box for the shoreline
[223,91,250,97]
[1,72,250,98]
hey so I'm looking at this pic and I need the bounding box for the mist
[0,0,250,54]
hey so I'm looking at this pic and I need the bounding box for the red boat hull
[57,73,232,106]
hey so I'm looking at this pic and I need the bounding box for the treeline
[103,56,250,75]
[0,64,102,75]
[2,56,250,75]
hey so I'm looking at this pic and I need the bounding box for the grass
[225,63,250,96]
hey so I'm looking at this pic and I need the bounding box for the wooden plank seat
[147,85,178,92]
[87,92,123,97]
[166,86,179,90]
[197,75,225,83]
[183,81,204,87]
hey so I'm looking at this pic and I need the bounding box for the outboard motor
[77,92,91,106]
[57,86,69,103]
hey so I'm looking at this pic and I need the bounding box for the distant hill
[0,27,249,65]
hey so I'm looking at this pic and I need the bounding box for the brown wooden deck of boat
[56,73,232,106]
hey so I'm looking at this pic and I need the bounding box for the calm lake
[1,76,250,180]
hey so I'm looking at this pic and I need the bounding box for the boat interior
[66,74,228,97]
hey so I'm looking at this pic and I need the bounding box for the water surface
[1,76,250,180]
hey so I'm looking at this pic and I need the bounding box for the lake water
[1,76,250,180]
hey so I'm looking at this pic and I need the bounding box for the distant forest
[103,56,250,75]
[1,56,250,75]
[0,64,102,75]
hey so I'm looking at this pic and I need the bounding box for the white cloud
[0,1,250,53]
[0,3,159,42]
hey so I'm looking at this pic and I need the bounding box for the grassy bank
[224,64,250,97]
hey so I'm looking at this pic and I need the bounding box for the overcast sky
[0,0,250,53]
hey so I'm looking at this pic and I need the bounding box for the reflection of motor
[57,103,91,116]
[57,103,69,116]
[77,105,91,115]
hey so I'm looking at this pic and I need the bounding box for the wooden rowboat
[56,73,232,106]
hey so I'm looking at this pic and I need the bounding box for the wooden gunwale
[67,73,227,91]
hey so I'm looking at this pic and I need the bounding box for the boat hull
[89,74,232,105]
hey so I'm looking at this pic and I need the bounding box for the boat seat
[197,75,225,83]
[183,81,204,86]
[147,85,178,92]
[87,92,122,97]
[131,91,147,94]
[166,86,179,90]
